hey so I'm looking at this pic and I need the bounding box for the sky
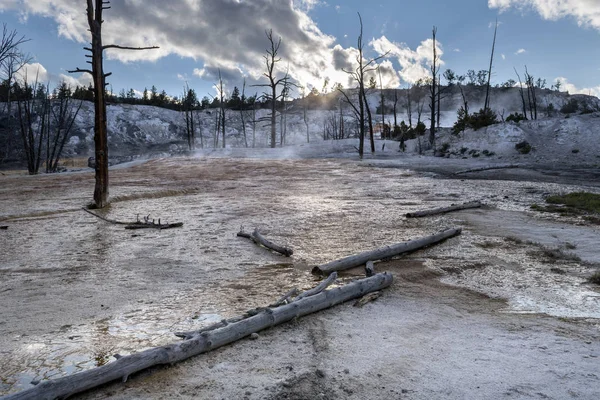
[1,0,599,100]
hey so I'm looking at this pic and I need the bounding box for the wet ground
[1,155,599,398]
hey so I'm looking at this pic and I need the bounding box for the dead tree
[338,13,388,157]
[240,79,248,147]
[68,0,158,208]
[484,20,498,112]
[182,83,196,150]
[514,68,528,119]
[253,30,290,148]
[47,85,84,173]
[0,25,30,165]
[16,76,48,175]
[217,69,226,148]
[429,26,439,147]
[524,66,537,120]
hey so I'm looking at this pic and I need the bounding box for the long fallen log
[5,273,393,400]
[405,201,482,218]
[454,163,520,175]
[312,228,462,275]
[237,228,293,257]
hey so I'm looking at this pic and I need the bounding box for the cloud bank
[0,0,441,92]
[489,0,600,31]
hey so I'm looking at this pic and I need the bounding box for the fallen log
[5,273,393,400]
[312,228,462,275]
[83,209,183,230]
[0,225,8,230]
[125,222,183,230]
[454,163,520,175]
[237,228,293,257]
[405,201,482,218]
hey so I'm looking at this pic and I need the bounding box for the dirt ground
[1,154,599,399]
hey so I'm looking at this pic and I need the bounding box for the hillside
[0,86,599,166]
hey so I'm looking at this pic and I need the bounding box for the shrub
[515,141,532,154]
[453,107,498,134]
[506,112,526,123]
[560,99,579,114]
[589,271,600,285]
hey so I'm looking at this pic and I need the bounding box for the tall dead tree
[0,25,30,165]
[240,79,248,147]
[429,26,439,147]
[484,20,498,112]
[253,30,290,148]
[68,0,158,208]
[514,68,528,119]
[216,69,226,148]
[338,13,387,158]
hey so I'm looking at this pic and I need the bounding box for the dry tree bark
[312,228,462,275]
[5,273,393,400]
[237,228,293,256]
[405,201,482,218]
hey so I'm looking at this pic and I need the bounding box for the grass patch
[546,192,600,214]
[531,192,600,221]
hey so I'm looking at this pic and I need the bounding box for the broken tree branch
[237,228,293,256]
[454,164,521,175]
[295,272,338,301]
[312,228,462,275]
[365,261,375,277]
[5,273,393,400]
[405,201,482,218]
[82,208,183,230]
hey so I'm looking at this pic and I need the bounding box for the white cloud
[13,62,91,88]
[555,76,600,97]
[515,48,527,55]
[453,48,461,52]
[370,36,444,84]
[3,0,391,92]
[489,0,600,31]
[15,63,49,84]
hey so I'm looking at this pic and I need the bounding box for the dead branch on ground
[237,227,293,256]
[406,201,482,218]
[82,208,183,230]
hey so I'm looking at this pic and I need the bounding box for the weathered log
[365,261,375,277]
[454,164,520,175]
[312,228,462,275]
[0,225,8,230]
[83,208,183,230]
[5,273,393,400]
[125,222,183,230]
[237,228,293,257]
[295,272,337,301]
[405,201,482,218]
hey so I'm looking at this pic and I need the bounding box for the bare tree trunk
[514,68,527,119]
[362,89,375,153]
[429,26,438,147]
[484,20,498,111]
[68,0,158,208]
[240,80,248,148]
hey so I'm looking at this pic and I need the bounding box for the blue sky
[1,0,599,99]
